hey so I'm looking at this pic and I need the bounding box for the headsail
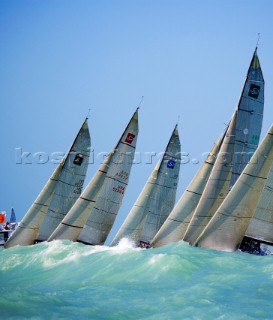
[111,125,181,247]
[195,124,273,252]
[183,112,237,245]
[152,133,222,248]
[5,161,63,248]
[230,48,264,188]
[77,108,139,245]
[244,157,273,244]
[5,118,91,248]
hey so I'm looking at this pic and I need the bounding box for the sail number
[115,170,129,180]
[73,180,84,194]
[112,185,125,195]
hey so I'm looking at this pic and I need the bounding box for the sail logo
[167,159,176,169]
[125,133,135,144]
[248,84,260,99]
[73,153,84,166]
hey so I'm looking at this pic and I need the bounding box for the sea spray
[0,240,273,319]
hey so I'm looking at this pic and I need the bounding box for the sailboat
[9,208,17,228]
[53,108,139,246]
[181,48,264,245]
[152,47,264,249]
[152,133,223,248]
[111,125,181,248]
[0,208,18,245]
[195,124,273,252]
[5,118,91,248]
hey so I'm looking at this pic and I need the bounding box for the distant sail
[195,124,273,252]
[183,112,237,245]
[152,133,222,248]
[77,108,139,245]
[111,125,180,247]
[5,119,91,248]
[48,153,113,242]
[230,48,264,187]
[9,208,16,223]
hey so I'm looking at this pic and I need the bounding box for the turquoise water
[1,239,273,320]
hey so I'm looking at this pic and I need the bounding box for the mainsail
[231,48,264,188]
[5,118,91,248]
[48,153,113,242]
[183,112,237,245]
[77,108,139,245]
[195,124,273,252]
[111,125,181,247]
[152,134,222,248]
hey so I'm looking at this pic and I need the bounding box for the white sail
[37,119,91,241]
[48,153,113,241]
[244,161,273,244]
[231,48,264,188]
[111,162,160,246]
[77,108,139,245]
[4,162,63,248]
[195,124,273,252]
[183,112,237,245]
[5,119,91,248]
[152,134,222,248]
[111,125,180,247]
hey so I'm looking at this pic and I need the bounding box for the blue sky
[1,0,273,243]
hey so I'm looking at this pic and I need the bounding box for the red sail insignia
[125,133,135,144]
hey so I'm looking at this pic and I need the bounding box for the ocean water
[0,239,273,320]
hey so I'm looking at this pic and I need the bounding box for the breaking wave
[1,240,273,319]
